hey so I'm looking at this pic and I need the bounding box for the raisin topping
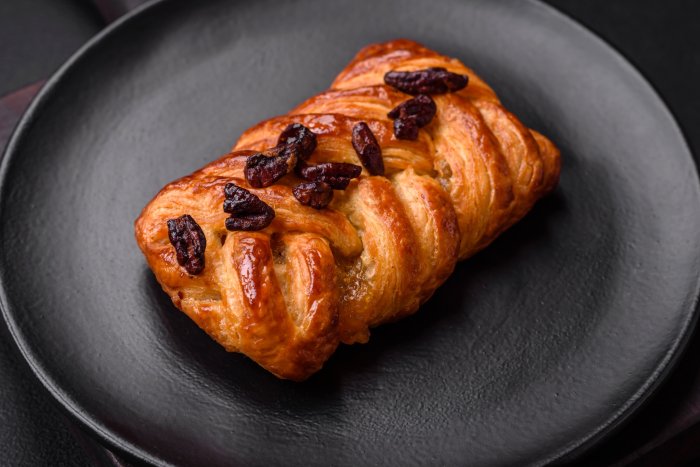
[244,123,318,187]
[225,213,274,231]
[167,214,207,275]
[351,122,385,175]
[384,67,468,95]
[387,94,437,126]
[293,181,333,209]
[277,123,317,161]
[297,161,362,189]
[245,152,296,188]
[392,118,420,140]
[387,94,437,141]
[223,183,275,231]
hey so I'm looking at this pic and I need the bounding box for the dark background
[0,0,698,465]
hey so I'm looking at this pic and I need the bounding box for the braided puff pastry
[135,40,560,381]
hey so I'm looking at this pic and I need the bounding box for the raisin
[244,123,318,188]
[351,122,385,175]
[387,94,436,126]
[223,183,275,231]
[387,95,437,140]
[293,181,333,209]
[225,214,274,231]
[384,67,468,95]
[223,182,269,214]
[167,214,206,275]
[393,118,420,140]
[245,152,296,188]
[277,123,317,160]
[297,161,362,189]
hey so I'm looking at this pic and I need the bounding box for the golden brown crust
[134,39,560,381]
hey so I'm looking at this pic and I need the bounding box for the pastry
[134,40,560,381]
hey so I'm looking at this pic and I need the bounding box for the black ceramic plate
[1,0,698,465]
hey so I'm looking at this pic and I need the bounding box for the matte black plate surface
[1,0,699,465]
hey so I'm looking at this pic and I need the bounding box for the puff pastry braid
[135,40,560,381]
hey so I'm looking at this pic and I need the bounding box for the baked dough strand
[135,40,560,380]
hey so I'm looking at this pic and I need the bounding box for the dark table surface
[1,1,699,465]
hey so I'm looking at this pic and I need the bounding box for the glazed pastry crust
[135,40,560,381]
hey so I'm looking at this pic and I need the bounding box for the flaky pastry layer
[135,40,560,380]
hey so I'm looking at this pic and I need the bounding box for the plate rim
[0,0,698,465]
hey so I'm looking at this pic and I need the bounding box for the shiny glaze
[134,39,560,380]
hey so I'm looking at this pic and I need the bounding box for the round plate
[1,0,698,465]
